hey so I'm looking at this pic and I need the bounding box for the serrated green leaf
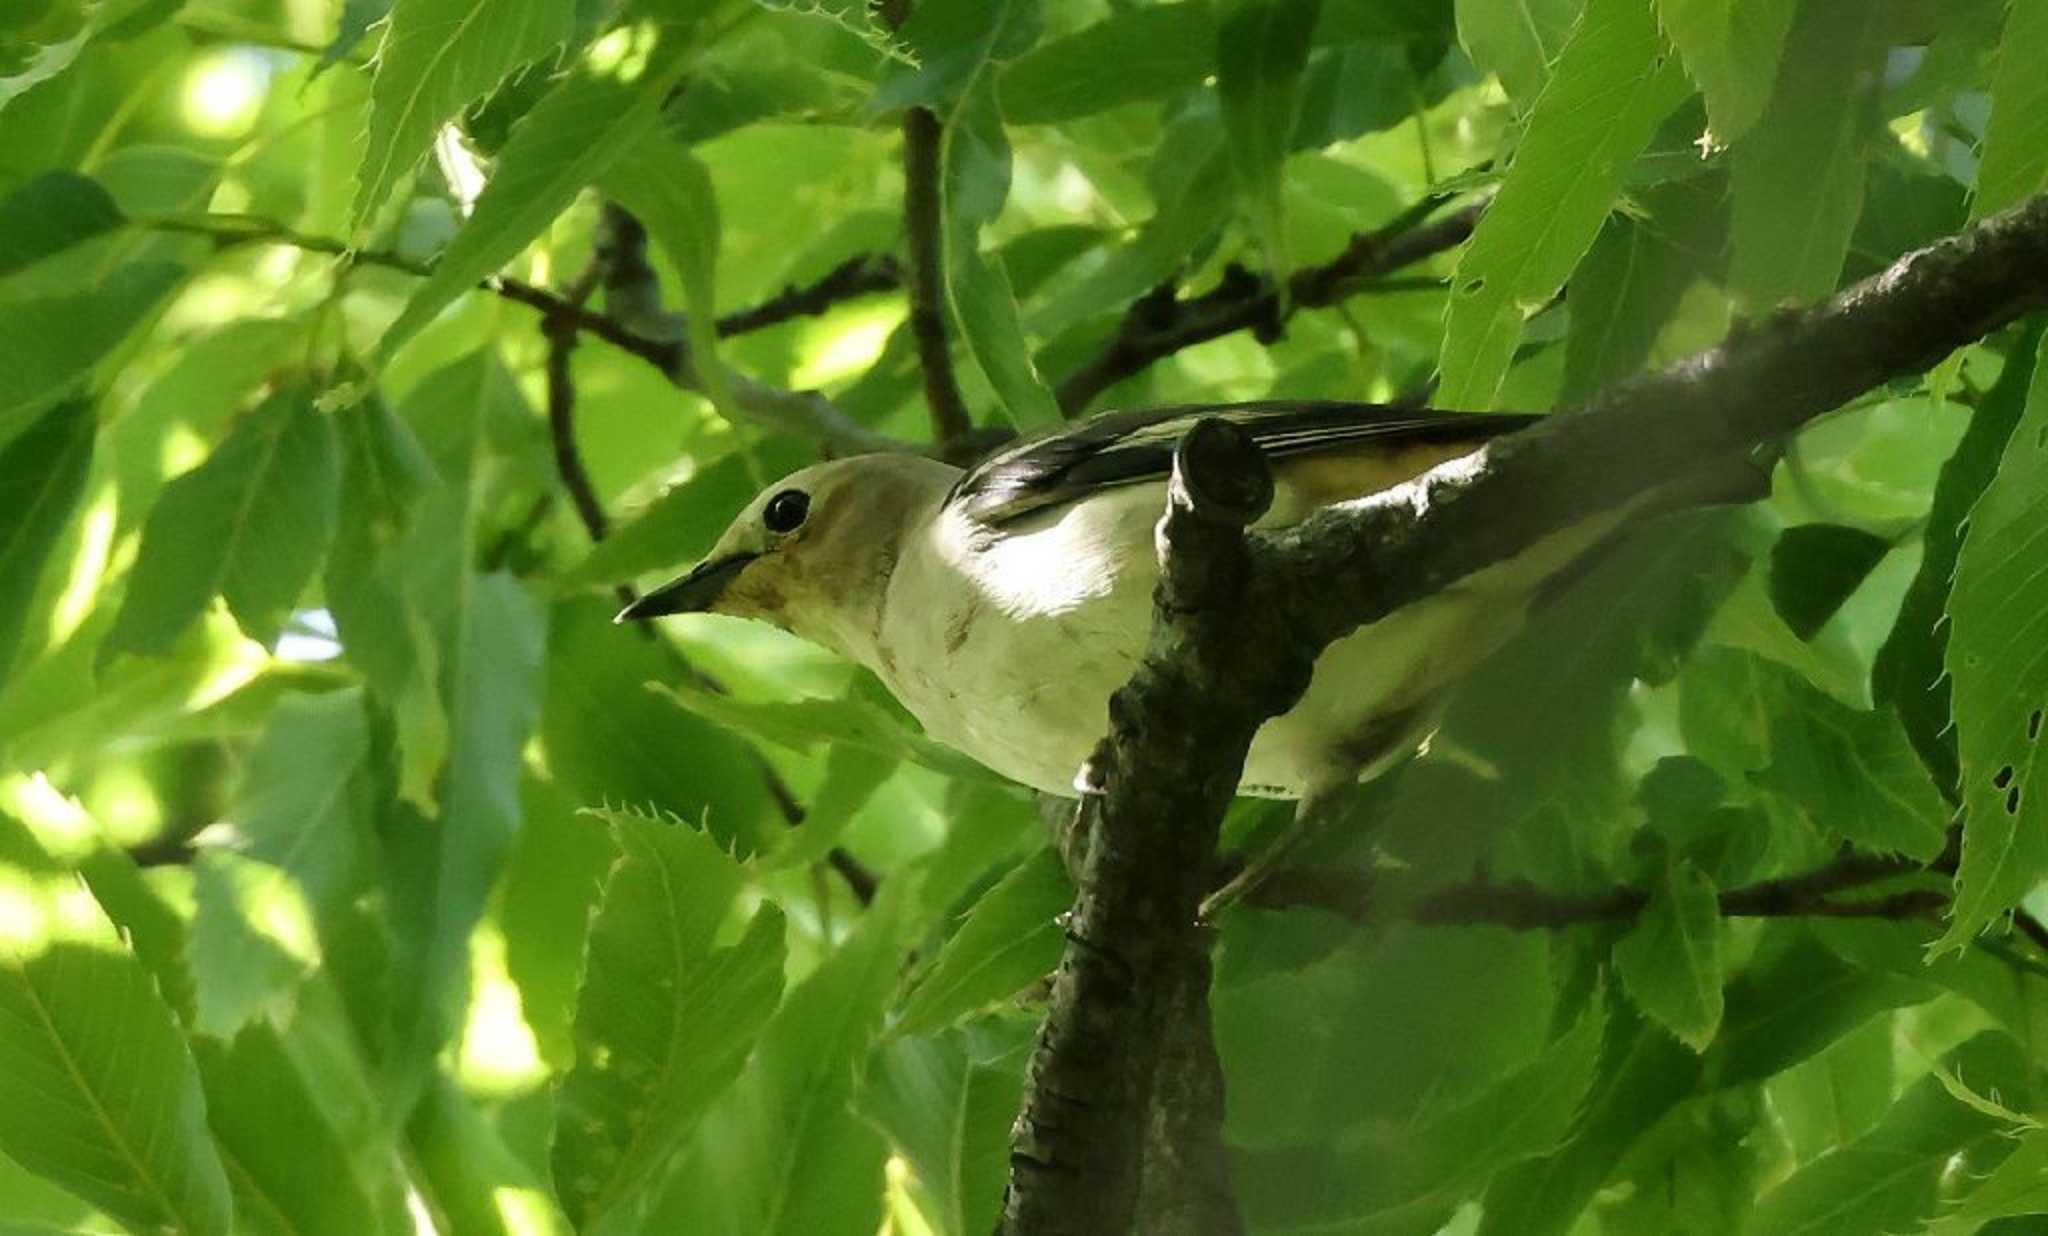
[999,3,1216,124]
[1614,859,1723,1050]
[105,386,341,656]
[1653,0,1794,142]
[193,1024,386,1236]
[651,679,1005,783]
[857,1029,1027,1236]
[1748,1034,2028,1236]
[215,688,374,919]
[1242,999,1605,1235]
[1454,0,1583,107]
[640,878,918,1236]
[0,400,91,680]
[1938,327,2048,951]
[1218,0,1320,287]
[1767,523,1893,641]
[942,70,1063,430]
[1437,0,1686,409]
[894,846,1066,1036]
[1972,0,2048,219]
[554,807,786,1231]
[1752,663,1951,862]
[377,41,692,364]
[0,171,121,278]
[557,440,809,590]
[351,0,572,234]
[600,135,734,416]
[0,261,181,446]
[0,813,233,1236]
[1705,936,1933,1089]
[1726,0,1890,310]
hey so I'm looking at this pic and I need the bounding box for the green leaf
[894,846,1067,1036]
[652,679,1005,784]
[0,400,91,679]
[1217,0,1321,287]
[0,261,181,446]
[557,440,810,590]
[942,71,1064,430]
[542,599,774,852]
[1766,1015,1894,1161]
[378,43,691,364]
[1437,0,1686,409]
[187,851,318,1038]
[762,744,894,872]
[857,1029,1027,1236]
[1752,662,1952,862]
[1938,326,2048,950]
[0,813,234,1236]
[1653,0,1795,142]
[496,775,616,1069]
[999,3,1216,124]
[1454,0,1583,106]
[600,135,734,416]
[1241,999,1605,1235]
[1614,859,1723,1051]
[1748,1034,2028,1236]
[1972,0,2048,219]
[1705,936,1933,1089]
[193,1024,386,1236]
[1726,0,1890,310]
[350,0,572,234]
[212,688,374,920]
[317,0,390,76]
[105,386,341,657]
[1560,180,1727,400]
[407,1075,573,1236]
[0,171,122,278]
[1026,156,1230,341]
[554,807,786,1231]
[641,879,918,1236]
[1922,1126,2048,1235]
[1768,523,1893,641]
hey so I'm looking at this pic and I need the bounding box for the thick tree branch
[1054,198,1484,415]
[900,105,975,455]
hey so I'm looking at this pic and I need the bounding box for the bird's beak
[613,552,758,622]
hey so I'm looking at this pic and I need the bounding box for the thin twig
[1054,198,1485,415]
[712,253,903,336]
[900,105,974,454]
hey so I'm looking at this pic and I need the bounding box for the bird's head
[615,451,957,660]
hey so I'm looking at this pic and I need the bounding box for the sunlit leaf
[554,806,785,1231]
[1438,0,1686,409]
[1454,0,1583,106]
[1972,0,2048,219]
[1654,0,1795,142]
[351,0,572,234]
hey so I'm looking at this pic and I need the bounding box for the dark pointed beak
[613,553,758,622]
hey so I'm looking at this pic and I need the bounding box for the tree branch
[900,105,975,455]
[711,252,903,336]
[1054,198,1484,415]
[1005,192,2048,1233]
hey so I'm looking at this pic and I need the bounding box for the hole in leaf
[2006,785,2022,816]
[2031,709,2043,741]
[1461,278,1486,297]
[1994,765,2015,790]
[2038,422,2048,450]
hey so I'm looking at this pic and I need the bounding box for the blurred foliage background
[4,0,2048,1233]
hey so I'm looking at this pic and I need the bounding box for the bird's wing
[948,400,1541,526]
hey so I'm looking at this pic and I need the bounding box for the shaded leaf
[1454,0,1582,106]
[857,1029,1028,1236]
[1768,523,1892,641]
[652,679,1004,783]
[1614,859,1723,1050]
[0,261,181,446]
[553,807,786,1231]
[1705,936,1933,1089]
[894,846,1067,1036]
[1438,0,1686,409]
[0,400,92,679]
[600,134,734,415]
[407,1075,573,1236]
[1218,0,1321,285]
[105,386,341,656]
[1653,0,1795,141]
[1922,1126,2048,1235]
[213,687,374,920]
[1726,0,1890,310]
[999,4,1216,124]
[0,171,122,278]
[762,744,894,872]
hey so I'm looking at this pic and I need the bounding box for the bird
[613,399,1631,810]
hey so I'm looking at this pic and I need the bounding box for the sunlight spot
[181,613,268,713]
[492,1186,565,1236]
[586,22,654,81]
[86,764,162,847]
[0,877,46,956]
[0,774,97,863]
[49,485,114,645]
[792,303,905,388]
[458,919,548,1096]
[182,50,270,139]
[162,422,209,478]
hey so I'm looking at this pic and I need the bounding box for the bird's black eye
[763,488,810,534]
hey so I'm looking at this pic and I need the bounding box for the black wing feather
[950,400,1540,526]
